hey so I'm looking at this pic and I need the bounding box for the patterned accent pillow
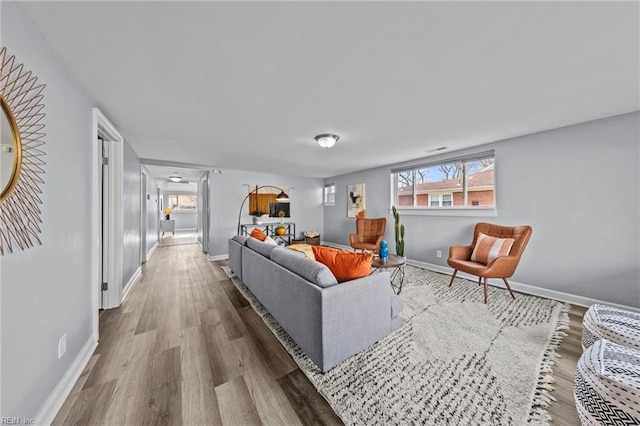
[264,236,278,245]
[470,233,514,265]
[287,244,315,260]
[311,246,373,283]
[250,228,266,241]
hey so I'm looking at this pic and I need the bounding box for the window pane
[465,159,494,207]
[391,152,495,211]
[397,171,414,206]
[324,184,335,206]
[177,195,197,210]
[415,163,461,207]
[166,194,197,211]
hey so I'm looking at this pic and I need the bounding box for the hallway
[53,244,340,425]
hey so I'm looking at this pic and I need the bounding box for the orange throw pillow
[250,228,266,241]
[470,232,514,265]
[312,246,373,283]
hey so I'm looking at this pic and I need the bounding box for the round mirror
[0,96,21,201]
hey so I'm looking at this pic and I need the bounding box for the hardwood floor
[53,244,586,425]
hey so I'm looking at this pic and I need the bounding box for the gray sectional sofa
[228,235,403,372]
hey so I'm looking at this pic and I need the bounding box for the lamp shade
[164,208,173,215]
[275,191,289,202]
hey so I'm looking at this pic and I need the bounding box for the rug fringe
[225,265,575,426]
[527,302,572,425]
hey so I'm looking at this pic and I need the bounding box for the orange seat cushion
[250,228,266,241]
[312,246,373,283]
[470,232,514,264]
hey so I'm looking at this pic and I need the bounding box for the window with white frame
[165,194,197,210]
[324,183,336,206]
[392,150,495,209]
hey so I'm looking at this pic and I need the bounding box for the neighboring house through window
[392,150,495,210]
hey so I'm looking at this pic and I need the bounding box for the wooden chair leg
[503,278,516,300]
[483,277,488,304]
[478,276,482,286]
[448,270,458,287]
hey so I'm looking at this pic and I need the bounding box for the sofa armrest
[228,238,245,280]
[319,272,398,371]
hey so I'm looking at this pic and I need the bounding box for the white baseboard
[122,266,142,303]
[208,253,228,262]
[146,242,158,261]
[322,241,351,250]
[35,336,98,425]
[408,259,640,313]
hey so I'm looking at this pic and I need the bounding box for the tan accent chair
[349,218,386,252]
[448,222,532,304]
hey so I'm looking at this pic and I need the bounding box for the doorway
[92,109,124,339]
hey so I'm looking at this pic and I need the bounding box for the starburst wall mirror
[0,46,46,255]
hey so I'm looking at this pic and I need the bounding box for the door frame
[91,108,124,338]
[199,172,210,253]
[140,169,148,262]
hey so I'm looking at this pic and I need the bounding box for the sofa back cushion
[271,248,338,288]
[312,246,373,283]
[247,237,280,258]
[232,235,249,246]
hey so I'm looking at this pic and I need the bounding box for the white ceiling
[18,1,640,178]
[143,164,206,184]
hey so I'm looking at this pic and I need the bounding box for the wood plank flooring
[53,243,586,425]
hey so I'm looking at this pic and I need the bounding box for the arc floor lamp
[236,185,289,235]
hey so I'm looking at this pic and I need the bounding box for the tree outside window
[393,152,495,209]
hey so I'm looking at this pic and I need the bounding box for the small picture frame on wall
[347,183,366,218]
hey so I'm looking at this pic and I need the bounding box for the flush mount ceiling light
[315,133,339,149]
[169,175,182,182]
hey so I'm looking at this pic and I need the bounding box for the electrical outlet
[58,333,67,359]
[436,250,442,258]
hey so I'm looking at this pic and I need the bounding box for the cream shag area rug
[223,265,570,425]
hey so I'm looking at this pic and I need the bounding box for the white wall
[1,1,96,417]
[161,190,197,230]
[324,112,640,309]
[208,169,324,257]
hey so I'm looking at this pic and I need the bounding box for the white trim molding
[122,266,142,303]
[208,253,229,262]
[146,242,158,262]
[34,336,98,425]
[408,259,640,313]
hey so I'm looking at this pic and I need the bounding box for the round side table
[371,254,406,295]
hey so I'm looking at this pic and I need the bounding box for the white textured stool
[582,304,640,350]
[574,339,640,425]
